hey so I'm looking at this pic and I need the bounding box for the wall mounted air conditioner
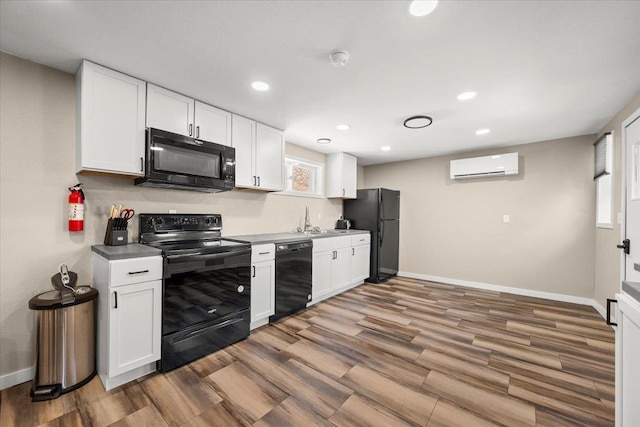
[450,152,519,179]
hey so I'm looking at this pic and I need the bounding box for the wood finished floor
[0,277,615,426]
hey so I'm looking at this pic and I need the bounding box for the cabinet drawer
[351,234,371,246]
[313,236,351,253]
[110,256,162,287]
[252,244,275,262]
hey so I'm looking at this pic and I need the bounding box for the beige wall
[363,136,597,298]
[0,53,341,378]
[594,91,640,310]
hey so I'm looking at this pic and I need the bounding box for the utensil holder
[104,218,128,246]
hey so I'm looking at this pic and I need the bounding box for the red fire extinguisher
[68,183,85,232]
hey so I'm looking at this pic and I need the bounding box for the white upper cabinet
[232,114,257,188]
[76,60,146,176]
[255,123,285,191]
[232,114,284,191]
[326,152,357,198]
[147,85,231,146]
[146,84,194,137]
[194,101,232,146]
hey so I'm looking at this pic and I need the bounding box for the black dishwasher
[270,240,313,322]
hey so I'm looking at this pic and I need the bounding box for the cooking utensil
[120,209,134,220]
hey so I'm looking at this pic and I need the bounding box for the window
[280,156,324,198]
[595,132,613,228]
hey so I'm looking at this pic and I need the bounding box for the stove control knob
[237,285,245,293]
[205,217,211,225]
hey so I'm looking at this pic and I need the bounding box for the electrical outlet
[503,214,510,223]
[168,209,177,214]
[317,212,322,220]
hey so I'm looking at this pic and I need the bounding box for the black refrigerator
[343,188,400,283]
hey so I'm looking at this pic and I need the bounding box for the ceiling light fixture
[251,81,270,91]
[457,91,477,101]
[336,124,350,131]
[317,138,331,144]
[403,115,433,129]
[476,129,490,135]
[330,50,350,67]
[409,0,438,17]
[381,146,391,151]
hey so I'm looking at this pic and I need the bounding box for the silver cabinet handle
[114,291,118,309]
[140,157,144,172]
[257,176,261,187]
[258,251,270,255]
[189,124,193,136]
[253,176,256,186]
[352,248,355,256]
[128,270,149,275]
[252,266,256,278]
[196,125,200,139]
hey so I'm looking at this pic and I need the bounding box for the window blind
[594,132,611,180]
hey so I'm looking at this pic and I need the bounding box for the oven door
[160,248,251,371]
[136,128,235,192]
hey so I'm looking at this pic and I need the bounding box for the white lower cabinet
[616,292,640,426]
[92,253,162,390]
[311,234,369,305]
[250,244,275,330]
[350,234,371,284]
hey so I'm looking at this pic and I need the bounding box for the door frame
[620,106,640,283]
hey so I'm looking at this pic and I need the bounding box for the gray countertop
[224,229,369,245]
[92,243,162,260]
[623,281,640,304]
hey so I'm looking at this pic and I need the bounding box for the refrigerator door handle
[379,219,384,246]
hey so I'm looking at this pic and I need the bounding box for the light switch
[503,214,510,223]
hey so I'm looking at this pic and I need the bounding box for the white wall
[363,135,597,298]
[0,53,341,382]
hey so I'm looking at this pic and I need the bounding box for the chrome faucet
[304,206,312,231]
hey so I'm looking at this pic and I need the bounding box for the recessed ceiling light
[317,138,331,144]
[381,146,391,151]
[457,91,477,101]
[336,124,350,131]
[251,81,270,91]
[476,129,490,135]
[409,0,438,17]
[404,115,433,129]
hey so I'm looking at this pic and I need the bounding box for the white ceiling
[1,1,639,165]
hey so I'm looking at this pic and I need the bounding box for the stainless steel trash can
[28,286,98,401]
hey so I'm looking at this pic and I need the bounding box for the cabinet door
[251,260,275,323]
[351,244,370,284]
[109,280,161,377]
[617,295,640,426]
[146,84,194,137]
[342,153,358,198]
[312,251,333,301]
[255,123,284,191]
[332,247,352,291]
[231,114,256,188]
[77,61,146,175]
[194,101,232,146]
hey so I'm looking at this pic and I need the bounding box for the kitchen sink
[295,229,350,236]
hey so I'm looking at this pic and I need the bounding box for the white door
[624,110,640,282]
[351,244,371,284]
[312,251,333,301]
[194,101,232,146]
[255,123,285,191]
[109,280,161,376]
[231,114,256,188]
[332,247,352,291]
[146,84,194,137]
[343,153,358,198]
[250,260,275,323]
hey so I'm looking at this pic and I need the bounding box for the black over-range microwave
[135,128,235,192]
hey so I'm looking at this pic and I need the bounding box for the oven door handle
[166,250,250,263]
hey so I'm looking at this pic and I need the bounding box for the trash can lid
[29,286,98,310]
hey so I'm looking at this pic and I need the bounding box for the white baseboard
[398,271,606,320]
[0,366,33,391]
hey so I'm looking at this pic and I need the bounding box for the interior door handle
[617,239,630,255]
